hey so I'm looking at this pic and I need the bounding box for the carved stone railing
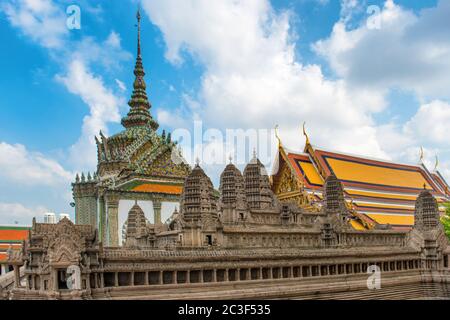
[102,246,417,261]
[340,231,408,247]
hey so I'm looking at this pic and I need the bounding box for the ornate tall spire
[121,6,159,130]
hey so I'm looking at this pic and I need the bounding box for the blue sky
[0,0,449,224]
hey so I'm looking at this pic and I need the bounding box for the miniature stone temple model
[1,9,449,300]
[2,152,450,299]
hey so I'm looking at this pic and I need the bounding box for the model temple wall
[1,158,449,300]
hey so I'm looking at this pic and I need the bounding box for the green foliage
[442,203,450,239]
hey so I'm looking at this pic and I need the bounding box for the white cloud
[0,202,49,225]
[314,0,450,99]
[404,100,450,146]
[0,0,132,222]
[115,79,127,92]
[0,142,72,186]
[142,0,450,184]
[71,32,132,72]
[142,0,387,160]
[56,60,123,170]
[1,0,68,49]
[375,101,450,181]
[2,1,131,172]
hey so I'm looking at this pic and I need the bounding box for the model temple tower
[414,189,440,231]
[219,161,248,223]
[72,8,190,246]
[243,153,275,210]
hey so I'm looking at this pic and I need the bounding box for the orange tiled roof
[0,227,29,263]
[0,228,29,242]
[287,153,323,190]
[276,145,450,230]
[132,183,183,195]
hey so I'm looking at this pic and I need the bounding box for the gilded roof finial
[302,121,310,146]
[274,124,282,147]
[434,154,439,171]
[419,146,424,163]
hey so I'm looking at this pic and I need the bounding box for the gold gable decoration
[273,160,319,212]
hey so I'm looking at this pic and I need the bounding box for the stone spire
[125,202,150,247]
[121,7,159,130]
[414,189,440,231]
[181,164,217,221]
[243,156,274,210]
[220,163,247,208]
[322,173,351,228]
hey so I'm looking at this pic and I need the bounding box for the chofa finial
[302,121,310,146]
[274,124,281,147]
[419,146,424,163]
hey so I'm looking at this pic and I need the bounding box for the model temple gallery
[0,9,449,300]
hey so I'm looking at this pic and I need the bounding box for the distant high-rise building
[43,213,56,224]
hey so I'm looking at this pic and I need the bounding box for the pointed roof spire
[419,146,424,163]
[434,154,439,171]
[275,124,282,148]
[121,6,159,130]
[302,122,310,147]
[137,4,142,57]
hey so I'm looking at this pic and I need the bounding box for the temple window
[190,270,200,283]
[177,271,187,284]
[228,269,237,281]
[104,273,115,287]
[163,271,174,284]
[302,266,309,277]
[134,272,145,286]
[216,269,225,282]
[203,270,213,282]
[312,266,319,276]
[282,267,290,278]
[206,235,213,246]
[118,272,131,286]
